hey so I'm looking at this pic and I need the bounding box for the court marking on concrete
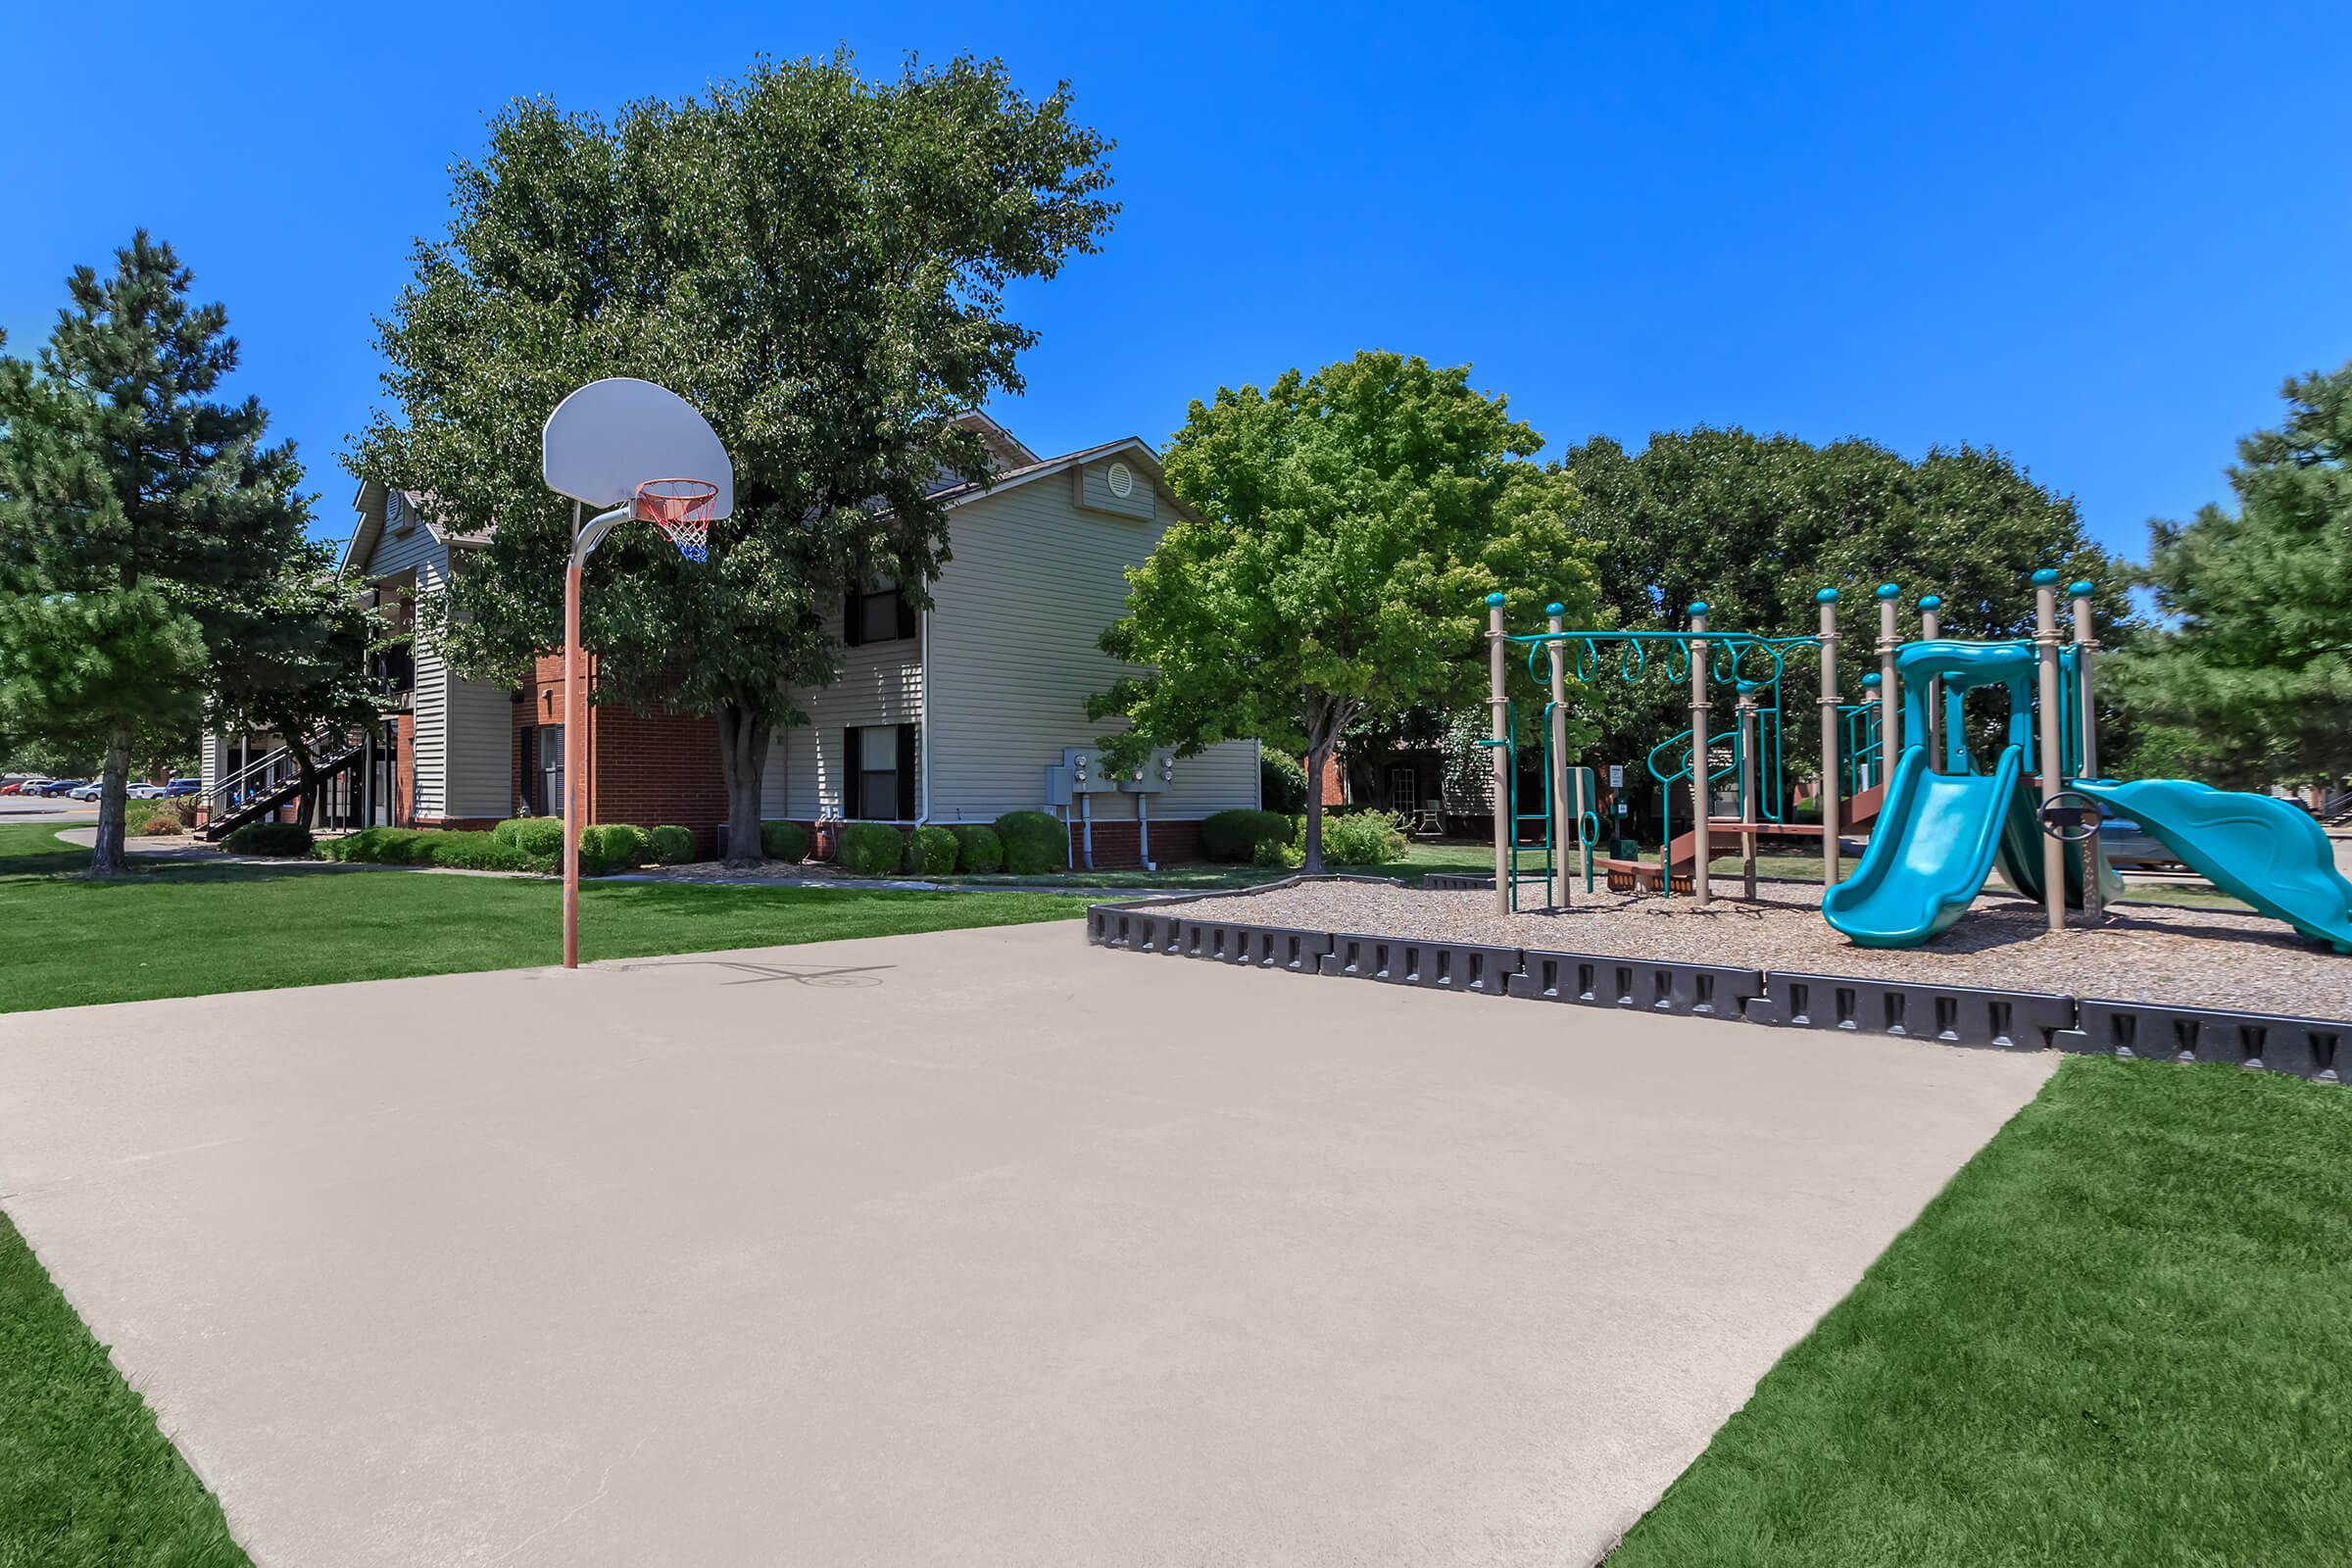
[0,921,2053,1567]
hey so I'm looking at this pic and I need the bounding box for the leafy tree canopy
[1554,427,2133,793]
[1091,351,1598,870]
[2110,362,2352,789]
[0,236,310,872]
[356,51,1117,860]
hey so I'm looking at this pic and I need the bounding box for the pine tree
[0,233,310,874]
[2113,363,2352,789]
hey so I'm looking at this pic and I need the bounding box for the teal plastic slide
[1994,780,2125,909]
[1822,743,2023,948]
[2070,778,2352,955]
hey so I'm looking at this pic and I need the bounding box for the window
[843,580,916,647]
[532,724,564,818]
[842,723,915,819]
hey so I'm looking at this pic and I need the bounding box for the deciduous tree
[1091,352,1597,872]
[357,52,1117,862]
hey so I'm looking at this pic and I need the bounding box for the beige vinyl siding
[924,459,1256,823]
[443,674,514,819]
[765,606,922,818]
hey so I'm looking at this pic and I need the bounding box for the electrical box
[1060,746,1121,795]
[1116,748,1176,794]
[1043,764,1073,807]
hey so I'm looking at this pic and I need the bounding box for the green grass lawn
[0,824,1079,1015]
[1,1210,251,1567]
[926,837,1501,892]
[1608,1056,2352,1566]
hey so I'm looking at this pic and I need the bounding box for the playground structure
[1485,570,2352,954]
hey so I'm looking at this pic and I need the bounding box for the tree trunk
[88,725,132,877]
[717,700,772,867]
[1298,692,1357,877]
[1301,737,1333,874]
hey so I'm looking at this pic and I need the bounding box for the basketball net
[633,478,719,564]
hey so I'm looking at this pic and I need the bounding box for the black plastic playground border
[1082,878,2347,1083]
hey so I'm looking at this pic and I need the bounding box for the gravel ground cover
[1164,878,2352,1019]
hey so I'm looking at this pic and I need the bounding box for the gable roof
[337,479,490,576]
[334,411,1173,571]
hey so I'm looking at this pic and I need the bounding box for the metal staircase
[201,732,366,841]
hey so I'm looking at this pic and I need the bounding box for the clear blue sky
[5,1,2344,563]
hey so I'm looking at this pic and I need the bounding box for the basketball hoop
[634,477,719,564]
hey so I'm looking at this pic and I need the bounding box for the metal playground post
[1918,594,1943,769]
[1487,592,1510,914]
[1545,602,1572,909]
[1687,601,1711,906]
[2032,568,2066,933]
[2070,578,2103,924]
[1875,584,1902,778]
[1816,588,1839,887]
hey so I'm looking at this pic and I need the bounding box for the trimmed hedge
[994,810,1064,875]
[907,824,958,875]
[1259,745,1308,814]
[578,823,651,876]
[837,821,906,876]
[129,808,188,836]
[493,817,566,858]
[949,823,1004,874]
[760,820,808,861]
[223,820,314,858]
[323,826,553,872]
[413,830,536,872]
[648,824,695,865]
[1201,808,1291,862]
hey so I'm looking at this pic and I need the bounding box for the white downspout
[1079,792,1095,870]
[1138,791,1155,871]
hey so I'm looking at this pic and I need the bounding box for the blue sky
[4,1,2344,563]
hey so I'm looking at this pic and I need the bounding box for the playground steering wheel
[2036,790,2106,845]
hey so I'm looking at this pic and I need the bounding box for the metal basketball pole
[564,503,585,970]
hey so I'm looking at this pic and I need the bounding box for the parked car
[126,782,167,799]
[36,778,88,797]
[67,781,106,801]
[2098,816,2181,869]
[164,777,202,797]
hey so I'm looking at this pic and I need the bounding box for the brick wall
[1067,816,1205,869]
[515,649,729,858]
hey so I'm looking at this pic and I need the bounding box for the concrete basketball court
[0,920,2052,1566]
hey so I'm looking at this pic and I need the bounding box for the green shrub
[323,827,431,864]
[223,820,314,858]
[1201,808,1291,863]
[993,810,1064,875]
[420,830,536,872]
[578,823,651,875]
[129,808,187,836]
[837,821,906,875]
[907,823,958,874]
[1320,809,1408,865]
[494,816,567,858]
[760,820,808,861]
[948,823,1004,874]
[648,824,695,865]
[1258,745,1308,814]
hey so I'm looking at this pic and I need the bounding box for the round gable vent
[1105,461,1134,499]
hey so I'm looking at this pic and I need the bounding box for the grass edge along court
[0,824,1080,1015]
[1607,1054,2352,1567]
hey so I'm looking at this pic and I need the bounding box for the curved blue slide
[2070,778,2352,955]
[1823,743,2024,948]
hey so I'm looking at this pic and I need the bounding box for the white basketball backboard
[542,377,734,518]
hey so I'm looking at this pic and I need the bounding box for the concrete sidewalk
[0,922,2051,1567]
